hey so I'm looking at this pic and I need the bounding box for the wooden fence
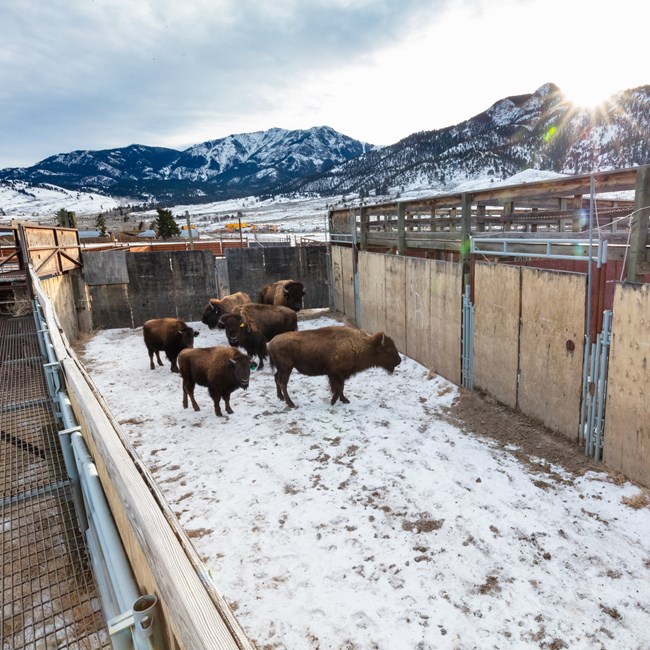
[331,246,650,487]
[603,283,650,486]
[331,246,462,386]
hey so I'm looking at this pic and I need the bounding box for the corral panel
[384,255,406,351]
[429,260,462,386]
[358,251,386,334]
[473,263,520,408]
[405,257,432,368]
[518,268,586,438]
[604,283,650,485]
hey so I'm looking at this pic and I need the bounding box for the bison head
[370,332,401,373]
[230,350,251,390]
[179,325,198,349]
[201,299,223,329]
[218,313,244,347]
[283,281,306,312]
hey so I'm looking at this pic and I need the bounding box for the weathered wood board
[405,257,432,367]
[330,246,345,315]
[518,268,586,438]
[429,260,462,386]
[358,251,386,334]
[603,283,650,487]
[473,263,520,408]
[340,246,356,320]
[384,255,407,351]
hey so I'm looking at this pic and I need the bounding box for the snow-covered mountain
[0,127,372,203]
[1,83,649,206]
[284,83,650,196]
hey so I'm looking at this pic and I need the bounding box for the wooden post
[626,165,650,282]
[477,204,486,232]
[461,193,472,287]
[572,195,583,232]
[359,207,368,251]
[397,202,406,255]
[503,201,513,231]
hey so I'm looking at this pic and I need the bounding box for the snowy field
[79,312,650,650]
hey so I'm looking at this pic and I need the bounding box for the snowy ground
[78,312,650,650]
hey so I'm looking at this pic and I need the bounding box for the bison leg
[274,367,296,408]
[208,386,224,416]
[182,379,200,411]
[329,376,349,405]
[222,391,234,415]
[147,347,160,370]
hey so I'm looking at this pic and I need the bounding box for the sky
[2,0,649,169]
[80,313,650,649]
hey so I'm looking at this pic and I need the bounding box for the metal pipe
[579,334,590,446]
[585,342,597,456]
[594,310,612,460]
[31,277,166,649]
[70,432,141,635]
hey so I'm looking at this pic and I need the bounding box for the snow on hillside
[0,180,122,224]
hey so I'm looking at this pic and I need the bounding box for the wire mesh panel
[1,315,110,649]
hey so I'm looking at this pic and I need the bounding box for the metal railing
[32,274,165,649]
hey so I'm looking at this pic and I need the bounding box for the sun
[560,82,615,111]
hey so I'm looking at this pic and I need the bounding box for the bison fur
[267,326,401,408]
[143,318,198,373]
[201,291,251,329]
[177,346,251,417]
[218,303,298,370]
[258,279,305,312]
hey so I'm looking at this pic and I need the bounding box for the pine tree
[95,213,107,237]
[154,208,180,239]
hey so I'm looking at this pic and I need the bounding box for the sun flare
[561,83,614,111]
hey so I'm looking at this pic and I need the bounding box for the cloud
[0,0,447,166]
[1,0,647,169]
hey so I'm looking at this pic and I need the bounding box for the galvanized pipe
[594,310,612,460]
[579,334,590,447]
[31,276,165,649]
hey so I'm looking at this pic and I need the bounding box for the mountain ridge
[2,83,649,204]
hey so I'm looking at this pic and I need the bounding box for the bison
[258,279,305,312]
[217,303,298,370]
[201,291,252,329]
[267,326,401,408]
[177,346,251,416]
[142,318,198,373]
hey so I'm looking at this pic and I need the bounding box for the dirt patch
[442,388,605,483]
[402,517,444,533]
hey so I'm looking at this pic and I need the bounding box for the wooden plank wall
[358,251,386,334]
[384,256,407,351]
[405,257,432,367]
[604,283,650,486]
[356,251,461,383]
[40,273,80,343]
[331,245,355,317]
[518,268,586,439]
[330,245,345,314]
[429,260,462,386]
[473,263,521,408]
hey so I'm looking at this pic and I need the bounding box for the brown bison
[267,326,401,408]
[177,346,251,416]
[258,279,305,312]
[218,303,298,370]
[201,291,251,329]
[143,318,198,373]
